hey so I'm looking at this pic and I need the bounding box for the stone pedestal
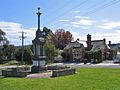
[31,66,47,73]
[31,56,47,73]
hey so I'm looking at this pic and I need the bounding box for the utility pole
[19,31,26,64]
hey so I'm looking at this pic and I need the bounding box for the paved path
[26,71,52,78]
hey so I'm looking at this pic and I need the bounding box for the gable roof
[109,43,120,48]
[64,41,84,50]
[90,40,109,51]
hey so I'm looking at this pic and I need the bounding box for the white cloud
[0,21,22,29]
[91,30,120,44]
[0,21,36,46]
[74,16,89,19]
[80,19,94,26]
[71,17,95,29]
[70,29,120,47]
[80,26,89,29]
[71,22,80,25]
[72,24,80,28]
[64,24,69,26]
[97,21,120,29]
[74,10,80,13]
[59,19,69,22]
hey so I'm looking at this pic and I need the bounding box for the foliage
[2,60,19,65]
[45,41,59,63]
[0,49,3,60]
[14,47,33,64]
[0,29,9,46]
[86,52,93,61]
[89,49,102,63]
[42,27,61,63]
[42,27,73,50]
[0,68,120,90]
[86,49,102,63]
[93,49,102,63]
[61,51,70,62]
[93,49,102,59]
[42,27,52,38]
[0,44,15,60]
[54,29,73,49]
[0,29,10,60]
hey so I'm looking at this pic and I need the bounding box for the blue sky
[0,0,120,46]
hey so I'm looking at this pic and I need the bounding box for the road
[51,60,120,68]
[0,61,120,69]
[0,60,120,75]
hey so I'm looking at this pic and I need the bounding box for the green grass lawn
[0,68,120,90]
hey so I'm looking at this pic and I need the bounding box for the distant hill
[15,45,32,49]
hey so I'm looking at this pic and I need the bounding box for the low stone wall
[1,67,30,77]
[7,67,30,72]
[52,68,76,77]
[47,65,69,70]
[2,70,28,77]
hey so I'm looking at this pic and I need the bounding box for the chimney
[109,41,111,46]
[103,38,106,43]
[87,34,91,50]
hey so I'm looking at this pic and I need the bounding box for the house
[108,41,120,59]
[63,41,85,62]
[63,34,117,62]
[86,34,110,60]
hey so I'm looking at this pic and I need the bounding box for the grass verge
[0,68,120,90]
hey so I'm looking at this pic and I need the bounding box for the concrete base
[31,66,47,73]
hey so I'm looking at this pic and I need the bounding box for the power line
[49,0,120,29]
[83,0,107,11]
[83,0,120,16]
[45,0,107,28]
[44,0,73,18]
[43,0,75,24]
[44,0,89,25]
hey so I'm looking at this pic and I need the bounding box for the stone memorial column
[31,8,46,73]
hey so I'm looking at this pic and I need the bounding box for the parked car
[113,54,120,63]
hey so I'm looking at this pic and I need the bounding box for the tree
[42,27,52,38]
[90,49,102,63]
[1,44,15,60]
[41,27,61,63]
[93,49,102,63]
[45,41,59,63]
[0,29,9,46]
[54,29,73,49]
[14,48,33,64]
